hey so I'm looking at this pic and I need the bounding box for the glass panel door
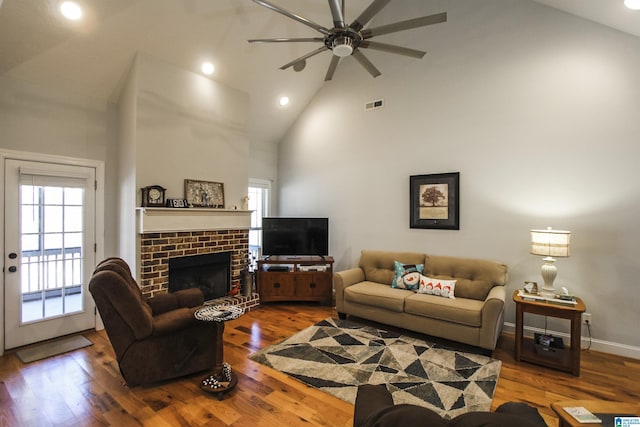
[20,183,85,322]
[4,159,96,349]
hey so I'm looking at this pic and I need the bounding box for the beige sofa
[334,251,508,350]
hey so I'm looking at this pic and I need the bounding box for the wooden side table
[194,304,244,399]
[551,400,640,427]
[513,290,586,376]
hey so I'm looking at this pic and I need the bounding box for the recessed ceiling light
[201,62,215,75]
[279,96,290,107]
[60,1,83,21]
[625,0,640,10]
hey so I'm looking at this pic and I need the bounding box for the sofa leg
[338,312,347,320]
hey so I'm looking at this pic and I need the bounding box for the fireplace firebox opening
[168,251,232,301]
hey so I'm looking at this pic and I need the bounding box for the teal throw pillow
[392,261,424,290]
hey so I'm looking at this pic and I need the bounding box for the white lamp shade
[530,228,571,258]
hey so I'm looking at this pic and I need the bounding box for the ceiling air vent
[364,99,384,111]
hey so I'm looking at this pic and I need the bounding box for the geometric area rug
[249,317,501,419]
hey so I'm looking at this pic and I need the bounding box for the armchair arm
[152,307,198,336]
[147,288,205,315]
[174,288,205,308]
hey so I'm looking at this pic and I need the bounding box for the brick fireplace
[136,208,259,312]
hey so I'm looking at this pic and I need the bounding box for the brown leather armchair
[89,257,219,386]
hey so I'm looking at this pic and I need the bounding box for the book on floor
[563,407,602,423]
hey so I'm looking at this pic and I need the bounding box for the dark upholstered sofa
[89,257,219,386]
[354,384,547,427]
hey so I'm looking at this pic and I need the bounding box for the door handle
[8,266,17,273]
[9,252,17,259]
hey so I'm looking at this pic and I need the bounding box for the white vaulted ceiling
[0,0,638,146]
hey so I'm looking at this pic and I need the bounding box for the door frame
[0,149,105,356]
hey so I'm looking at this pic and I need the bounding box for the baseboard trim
[502,322,640,360]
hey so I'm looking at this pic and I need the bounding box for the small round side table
[194,304,244,399]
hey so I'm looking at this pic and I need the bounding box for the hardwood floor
[1,304,639,426]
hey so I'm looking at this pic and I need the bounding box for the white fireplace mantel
[136,207,252,233]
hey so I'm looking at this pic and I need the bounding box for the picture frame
[410,172,459,230]
[184,179,225,208]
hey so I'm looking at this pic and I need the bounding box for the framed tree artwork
[410,172,459,230]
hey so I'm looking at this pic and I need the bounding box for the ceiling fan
[248,0,447,81]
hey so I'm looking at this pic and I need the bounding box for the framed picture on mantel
[184,179,225,208]
[410,172,459,230]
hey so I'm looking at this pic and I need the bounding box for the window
[19,174,88,321]
[248,179,270,270]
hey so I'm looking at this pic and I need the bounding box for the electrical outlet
[583,312,592,325]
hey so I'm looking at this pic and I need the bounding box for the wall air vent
[364,99,384,111]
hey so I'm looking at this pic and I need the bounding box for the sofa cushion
[360,251,426,285]
[434,276,490,301]
[392,261,423,290]
[424,255,507,301]
[404,293,484,327]
[344,281,410,313]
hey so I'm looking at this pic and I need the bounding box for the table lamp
[530,227,571,298]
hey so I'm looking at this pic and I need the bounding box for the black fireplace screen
[168,251,232,301]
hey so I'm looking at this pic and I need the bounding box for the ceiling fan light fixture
[293,60,306,72]
[332,36,353,57]
[248,1,447,81]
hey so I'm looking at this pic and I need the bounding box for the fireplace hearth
[169,251,231,301]
[137,223,259,312]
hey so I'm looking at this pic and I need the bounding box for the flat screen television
[262,217,329,257]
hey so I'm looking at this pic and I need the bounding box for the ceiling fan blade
[359,41,426,59]
[280,46,329,70]
[325,55,341,81]
[249,38,324,43]
[253,0,330,35]
[352,50,381,78]
[361,12,447,39]
[350,0,391,32]
[328,0,345,28]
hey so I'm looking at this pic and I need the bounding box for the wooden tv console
[257,256,334,305]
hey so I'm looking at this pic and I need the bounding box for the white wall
[116,58,139,267]
[116,53,251,267]
[0,77,108,161]
[277,0,640,356]
[134,53,250,208]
